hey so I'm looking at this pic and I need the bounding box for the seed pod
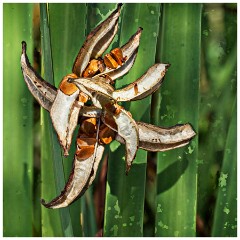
[41,144,105,209]
[112,63,170,101]
[21,41,57,111]
[72,4,122,76]
[94,28,142,81]
[115,122,196,152]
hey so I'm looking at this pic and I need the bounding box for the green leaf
[104,3,161,237]
[3,3,33,236]
[48,3,88,236]
[154,4,202,237]
[211,99,237,237]
[40,3,73,237]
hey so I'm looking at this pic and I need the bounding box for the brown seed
[82,59,100,77]
[134,83,139,95]
[110,48,124,65]
[77,137,97,147]
[99,126,116,144]
[104,54,118,69]
[59,73,78,95]
[78,92,89,103]
[76,145,95,160]
[103,111,118,130]
[80,118,97,135]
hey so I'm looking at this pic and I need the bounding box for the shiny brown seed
[82,59,99,78]
[59,73,78,95]
[77,137,97,147]
[80,118,97,135]
[76,145,95,160]
[104,54,118,69]
[78,92,89,103]
[99,126,115,144]
[110,48,124,65]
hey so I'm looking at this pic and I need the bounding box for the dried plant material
[21,41,57,111]
[116,122,196,152]
[80,106,102,118]
[41,144,104,209]
[80,118,97,135]
[110,105,139,173]
[59,73,79,95]
[21,4,197,209]
[50,89,81,156]
[95,28,142,81]
[110,48,124,65]
[104,53,119,69]
[82,59,100,78]
[72,4,122,76]
[112,64,170,101]
[99,125,116,144]
[68,77,114,101]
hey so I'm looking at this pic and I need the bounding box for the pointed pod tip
[165,63,171,69]
[21,41,27,53]
[117,3,123,9]
[40,198,48,207]
[125,164,131,175]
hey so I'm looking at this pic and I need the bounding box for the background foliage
[3,3,237,237]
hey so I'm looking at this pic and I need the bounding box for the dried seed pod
[103,104,139,174]
[110,48,124,65]
[95,28,142,81]
[41,144,105,209]
[104,53,119,69]
[72,4,122,76]
[112,63,170,101]
[116,122,196,152]
[21,41,57,111]
[82,59,100,78]
[50,89,82,156]
[59,73,79,95]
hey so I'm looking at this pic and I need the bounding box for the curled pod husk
[41,143,105,209]
[50,88,82,156]
[72,4,122,77]
[21,41,57,111]
[112,63,170,101]
[116,122,196,152]
[95,27,143,81]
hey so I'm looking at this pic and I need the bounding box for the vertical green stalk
[155,4,201,237]
[104,3,161,237]
[48,3,87,236]
[81,4,118,236]
[3,3,33,236]
[211,99,237,237]
[40,3,73,237]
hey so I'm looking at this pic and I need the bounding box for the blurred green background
[3,3,237,237]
